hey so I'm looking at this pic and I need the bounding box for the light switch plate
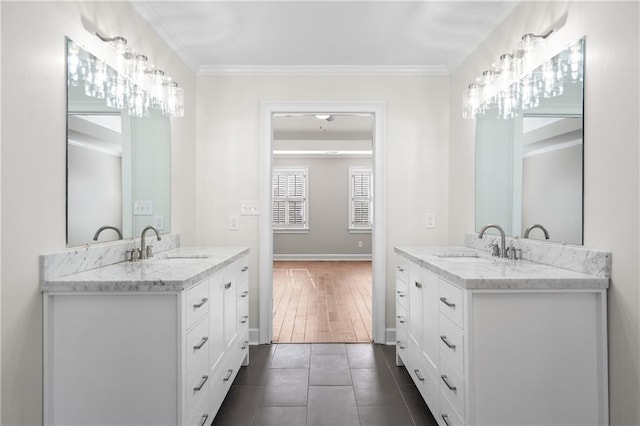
[134,200,153,216]
[240,201,260,216]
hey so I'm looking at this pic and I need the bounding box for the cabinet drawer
[186,280,210,330]
[186,356,210,417]
[186,387,210,426]
[407,350,440,419]
[396,287,408,310]
[438,279,464,329]
[186,317,209,375]
[396,304,408,359]
[238,260,249,293]
[238,300,249,333]
[439,390,464,426]
[395,262,408,284]
[439,315,464,372]
[439,353,465,418]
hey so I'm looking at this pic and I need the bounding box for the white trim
[348,229,372,234]
[260,101,386,344]
[273,229,309,234]
[199,64,448,77]
[273,254,372,261]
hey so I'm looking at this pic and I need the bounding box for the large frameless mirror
[66,38,171,247]
[475,38,584,245]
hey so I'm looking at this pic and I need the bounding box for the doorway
[259,102,386,345]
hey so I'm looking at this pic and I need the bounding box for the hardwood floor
[273,261,373,343]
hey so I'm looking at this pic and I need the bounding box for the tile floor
[212,343,437,426]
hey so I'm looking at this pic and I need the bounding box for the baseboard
[273,253,372,261]
[385,328,396,345]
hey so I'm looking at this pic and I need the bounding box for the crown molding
[198,64,449,77]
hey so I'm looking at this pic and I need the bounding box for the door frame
[259,101,386,344]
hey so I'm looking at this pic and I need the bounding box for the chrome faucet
[140,225,161,259]
[524,224,550,239]
[93,225,123,241]
[478,224,507,258]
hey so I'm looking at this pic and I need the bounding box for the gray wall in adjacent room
[273,156,372,258]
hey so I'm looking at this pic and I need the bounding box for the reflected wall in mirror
[66,38,171,247]
[476,38,584,245]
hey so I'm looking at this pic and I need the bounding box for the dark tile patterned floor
[212,343,437,426]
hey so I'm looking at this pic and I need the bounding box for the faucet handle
[488,243,500,257]
[146,245,154,259]
[126,249,141,262]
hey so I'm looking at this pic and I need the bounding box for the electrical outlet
[426,213,436,229]
[358,241,364,248]
[153,215,164,231]
[240,201,260,216]
[229,215,239,231]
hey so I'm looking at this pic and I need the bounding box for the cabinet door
[421,269,440,379]
[408,267,423,353]
[223,264,238,350]
[209,273,225,372]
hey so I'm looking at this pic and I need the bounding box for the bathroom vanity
[395,242,609,426]
[41,244,249,426]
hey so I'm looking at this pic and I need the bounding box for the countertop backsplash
[464,232,611,278]
[40,234,180,282]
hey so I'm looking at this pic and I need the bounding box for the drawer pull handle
[413,369,425,382]
[440,335,456,349]
[396,266,404,272]
[224,282,232,290]
[193,375,208,391]
[241,266,249,272]
[199,414,209,426]
[397,315,406,324]
[440,297,455,308]
[441,374,457,392]
[441,414,451,426]
[396,291,406,298]
[242,341,249,350]
[240,291,248,298]
[193,298,208,309]
[223,369,234,382]
[240,315,249,324]
[414,281,422,289]
[193,336,209,350]
[396,340,405,349]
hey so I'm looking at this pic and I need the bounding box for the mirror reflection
[475,38,584,245]
[66,38,171,247]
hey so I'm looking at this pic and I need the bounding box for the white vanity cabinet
[43,251,249,426]
[395,250,609,426]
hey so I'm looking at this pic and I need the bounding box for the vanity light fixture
[462,29,583,120]
[68,32,184,118]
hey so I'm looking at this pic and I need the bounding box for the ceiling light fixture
[315,114,333,121]
[68,31,184,118]
[462,30,583,120]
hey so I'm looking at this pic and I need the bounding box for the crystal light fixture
[462,30,584,120]
[68,32,185,118]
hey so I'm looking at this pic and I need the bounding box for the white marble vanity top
[40,246,249,292]
[395,246,609,290]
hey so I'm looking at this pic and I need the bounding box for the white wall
[449,2,640,424]
[0,2,197,424]
[273,156,372,257]
[196,75,450,331]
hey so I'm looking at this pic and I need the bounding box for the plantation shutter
[350,168,373,229]
[272,168,307,229]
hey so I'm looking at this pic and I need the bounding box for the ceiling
[131,1,519,76]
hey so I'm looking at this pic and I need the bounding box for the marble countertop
[395,246,609,290]
[41,246,250,292]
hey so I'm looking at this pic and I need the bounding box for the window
[349,166,373,230]
[272,167,308,230]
